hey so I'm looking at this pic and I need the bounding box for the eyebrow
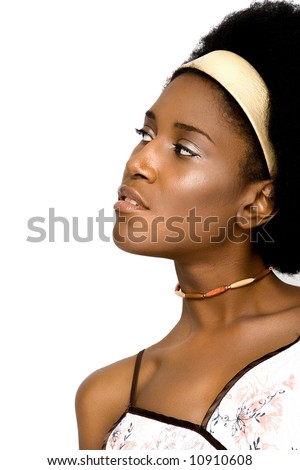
[145,110,215,145]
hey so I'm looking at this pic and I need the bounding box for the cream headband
[178,50,276,176]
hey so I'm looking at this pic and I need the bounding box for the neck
[174,253,275,329]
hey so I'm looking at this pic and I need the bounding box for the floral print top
[104,337,300,451]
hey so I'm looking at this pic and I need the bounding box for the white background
[1,0,300,467]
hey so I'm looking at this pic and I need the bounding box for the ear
[236,180,276,230]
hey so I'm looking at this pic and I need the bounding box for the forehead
[149,73,229,130]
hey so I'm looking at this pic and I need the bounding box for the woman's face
[113,73,251,262]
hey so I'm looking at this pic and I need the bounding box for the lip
[113,185,149,212]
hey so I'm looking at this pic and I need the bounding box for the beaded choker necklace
[175,266,273,300]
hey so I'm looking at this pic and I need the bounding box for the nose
[123,145,157,183]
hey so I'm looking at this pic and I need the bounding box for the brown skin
[76,73,300,449]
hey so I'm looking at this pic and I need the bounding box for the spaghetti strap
[129,349,145,406]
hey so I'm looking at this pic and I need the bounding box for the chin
[112,230,190,262]
[112,216,200,259]
[113,233,159,257]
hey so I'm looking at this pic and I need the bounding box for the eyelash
[135,128,152,142]
[135,128,200,158]
[173,144,199,158]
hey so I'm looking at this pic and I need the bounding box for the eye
[173,143,200,158]
[135,128,153,142]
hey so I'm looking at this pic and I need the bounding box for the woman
[76,0,300,450]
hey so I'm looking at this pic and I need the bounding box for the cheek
[162,169,240,219]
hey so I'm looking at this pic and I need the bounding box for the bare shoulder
[75,354,137,450]
[287,283,300,328]
[279,280,300,314]
[271,279,300,331]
